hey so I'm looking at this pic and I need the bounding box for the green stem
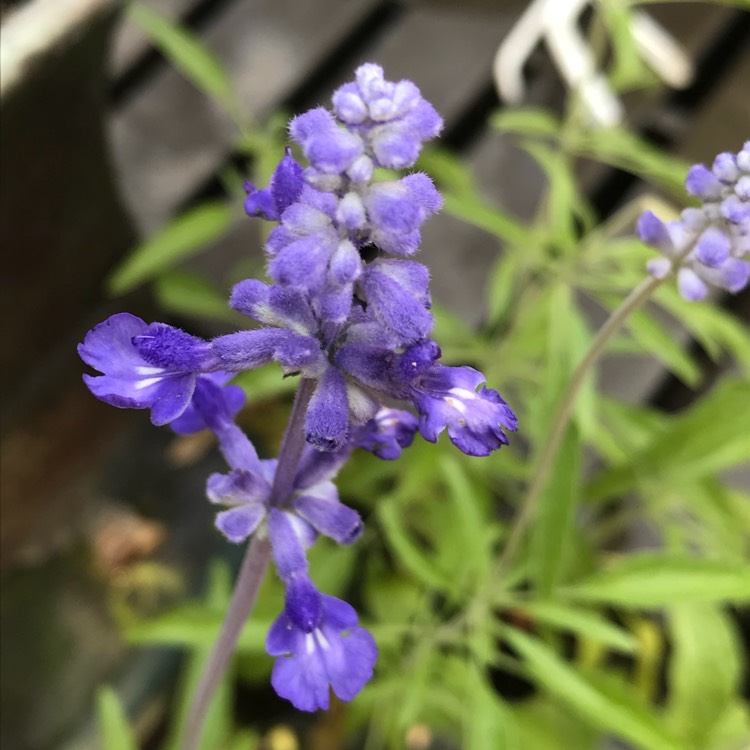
[181,378,315,750]
[496,274,663,575]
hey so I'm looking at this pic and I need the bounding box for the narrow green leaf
[503,628,681,750]
[128,3,237,114]
[668,605,743,747]
[567,127,689,194]
[704,700,750,750]
[512,697,598,750]
[522,142,584,252]
[108,202,233,294]
[377,499,454,593]
[515,601,637,654]
[563,554,750,606]
[491,108,562,138]
[599,0,653,89]
[656,285,750,374]
[125,604,270,652]
[588,379,750,500]
[163,562,236,750]
[97,686,138,750]
[228,729,260,750]
[154,269,236,322]
[440,457,491,582]
[417,146,477,195]
[442,192,528,246]
[487,252,522,326]
[532,425,582,594]
[624,307,701,385]
[231,363,296,404]
[464,665,515,750]
[544,283,575,412]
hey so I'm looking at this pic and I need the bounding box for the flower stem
[496,275,663,575]
[181,378,315,750]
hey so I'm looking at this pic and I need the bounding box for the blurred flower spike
[638,141,750,301]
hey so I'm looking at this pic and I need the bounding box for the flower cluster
[638,142,750,301]
[78,64,516,711]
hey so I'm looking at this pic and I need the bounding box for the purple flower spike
[332,63,442,170]
[267,589,377,712]
[79,313,210,426]
[639,142,750,300]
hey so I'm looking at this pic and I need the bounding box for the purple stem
[181,378,316,750]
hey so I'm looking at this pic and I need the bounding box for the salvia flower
[78,63,517,712]
[267,581,377,712]
[638,142,750,301]
[78,313,216,426]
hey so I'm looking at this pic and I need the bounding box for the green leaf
[512,697,598,750]
[624,307,701,385]
[417,146,477,195]
[656,285,750,374]
[599,0,653,89]
[163,562,236,750]
[464,665,516,750]
[523,142,589,252]
[562,554,750,606]
[704,700,750,750]
[566,127,689,194]
[97,686,138,750]
[231,364,296,404]
[531,425,582,594]
[440,457,492,583]
[503,628,682,750]
[487,252,522,326]
[442,192,528,246]
[588,379,750,500]
[513,601,637,654]
[668,605,743,747]
[491,108,562,138]
[377,498,455,594]
[128,3,237,115]
[125,604,270,652]
[154,269,236,322]
[108,202,233,294]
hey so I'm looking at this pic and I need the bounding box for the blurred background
[1,1,749,749]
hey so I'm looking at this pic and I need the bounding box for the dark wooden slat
[109,0,199,74]
[110,0,381,233]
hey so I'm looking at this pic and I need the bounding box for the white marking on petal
[315,630,331,651]
[444,397,467,415]
[134,366,166,376]
[134,376,165,390]
[448,387,477,401]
